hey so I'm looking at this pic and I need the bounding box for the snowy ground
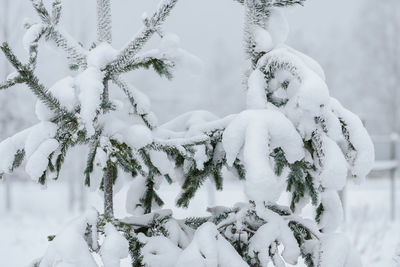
[1,177,399,267]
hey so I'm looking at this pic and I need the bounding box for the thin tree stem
[103,161,114,217]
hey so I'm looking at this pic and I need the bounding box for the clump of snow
[125,178,147,216]
[0,128,31,174]
[318,190,343,233]
[175,222,248,267]
[87,43,118,69]
[267,8,289,48]
[138,234,182,267]
[253,26,273,53]
[36,77,78,121]
[250,206,300,265]
[25,138,59,181]
[25,122,58,158]
[23,23,44,51]
[319,136,348,191]
[121,124,153,149]
[39,212,99,267]
[100,223,129,267]
[76,67,104,136]
[222,109,304,202]
[330,98,375,182]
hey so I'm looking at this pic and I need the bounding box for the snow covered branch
[29,0,88,68]
[97,0,112,44]
[106,0,179,75]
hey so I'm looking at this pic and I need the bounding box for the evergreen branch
[0,76,22,90]
[111,76,156,129]
[233,0,305,7]
[272,0,306,7]
[106,0,178,74]
[0,42,69,116]
[45,28,87,67]
[109,56,174,79]
[97,0,112,44]
[31,0,87,67]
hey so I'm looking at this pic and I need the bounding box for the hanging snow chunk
[267,8,289,48]
[22,23,45,51]
[249,207,300,265]
[25,138,59,182]
[138,234,182,267]
[76,67,104,136]
[0,127,31,174]
[36,76,78,121]
[175,222,248,267]
[253,26,274,53]
[222,110,304,202]
[122,124,153,149]
[38,213,98,267]
[24,121,58,158]
[87,42,118,69]
[100,223,129,267]
[330,98,375,182]
[318,190,343,233]
[320,136,348,190]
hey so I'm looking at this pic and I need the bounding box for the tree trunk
[103,161,114,217]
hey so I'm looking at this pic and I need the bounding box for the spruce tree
[0,0,374,266]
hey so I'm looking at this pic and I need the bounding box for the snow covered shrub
[0,0,374,266]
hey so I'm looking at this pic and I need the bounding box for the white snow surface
[36,77,78,121]
[138,234,182,267]
[76,67,104,136]
[87,43,118,69]
[100,223,129,267]
[320,233,362,267]
[39,210,98,267]
[175,222,248,267]
[0,127,31,174]
[330,98,375,182]
[25,138,59,181]
[222,109,304,202]
[23,23,45,51]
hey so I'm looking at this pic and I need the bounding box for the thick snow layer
[36,77,77,121]
[250,207,300,265]
[320,136,348,191]
[87,43,118,69]
[175,222,248,267]
[160,110,219,136]
[149,150,175,177]
[39,212,98,267]
[0,127,31,174]
[267,9,289,48]
[25,138,59,181]
[121,124,153,149]
[318,190,343,233]
[253,26,273,53]
[222,109,304,202]
[125,178,147,216]
[330,98,375,182]
[101,223,129,267]
[25,122,58,158]
[23,23,44,51]
[76,67,104,136]
[320,233,362,267]
[138,234,181,267]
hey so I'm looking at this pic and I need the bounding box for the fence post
[390,133,398,221]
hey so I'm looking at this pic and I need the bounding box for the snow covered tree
[0,0,374,266]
